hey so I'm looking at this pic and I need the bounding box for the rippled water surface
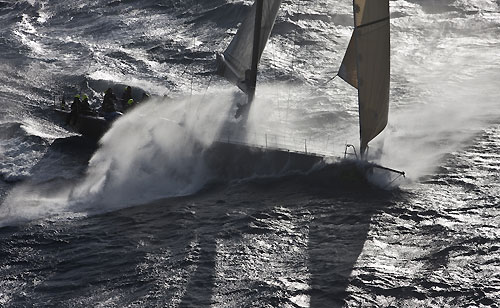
[0,0,499,307]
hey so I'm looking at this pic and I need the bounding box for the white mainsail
[217,0,282,94]
[338,0,390,156]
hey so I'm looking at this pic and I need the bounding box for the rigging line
[288,0,301,78]
[202,73,213,98]
[187,36,197,113]
[320,73,338,86]
[190,66,195,97]
[190,36,197,98]
[271,38,282,123]
[290,0,302,74]
[285,0,302,135]
[193,73,214,121]
[166,63,191,96]
[188,66,194,114]
[382,173,404,190]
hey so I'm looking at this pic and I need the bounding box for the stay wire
[202,73,213,99]
[166,62,191,97]
[321,73,338,86]
[285,0,303,133]
[382,173,405,190]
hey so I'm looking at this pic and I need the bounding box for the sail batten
[357,16,389,29]
[217,0,282,95]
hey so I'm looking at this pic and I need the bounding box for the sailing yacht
[212,0,404,181]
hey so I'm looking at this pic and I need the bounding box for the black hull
[54,108,110,140]
[205,141,404,188]
[205,141,325,179]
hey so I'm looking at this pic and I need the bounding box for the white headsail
[338,0,390,156]
[217,0,282,94]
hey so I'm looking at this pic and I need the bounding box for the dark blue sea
[1,0,499,306]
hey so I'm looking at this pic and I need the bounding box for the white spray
[371,8,500,180]
[0,91,234,225]
[71,92,235,209]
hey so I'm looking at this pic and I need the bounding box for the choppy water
[1,0,499,307]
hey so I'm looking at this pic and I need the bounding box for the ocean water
[0,0,499,307]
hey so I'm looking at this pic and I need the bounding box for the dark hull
[205,141,325,179]
[54,108,110,140]
[205,141,404,188]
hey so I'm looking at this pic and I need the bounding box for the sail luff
[248,0,264,104]
[353,1,363,156]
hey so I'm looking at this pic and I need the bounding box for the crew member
[121,86,132,111]
[80,94,92,115]
[61,96,66,110]
[102,88,117,113]
[127,98,135,109]
[66,94,81,125]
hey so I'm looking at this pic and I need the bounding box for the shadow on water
[178,230,218,307]
[0,150,401,307]
[302,169,395,308]
[176,167,398,307]
[0,190,217,306]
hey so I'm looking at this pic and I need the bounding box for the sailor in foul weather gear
[123,98,138,111]
[102,88,117,113]
[101,88,122,121]
[60,95,66,110]
[66,94,81,125]
[121,86,133,111]
[79,94,92,115]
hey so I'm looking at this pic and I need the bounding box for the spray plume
[0,92,234,225]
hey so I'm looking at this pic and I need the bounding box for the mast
[248,0,264,105]
[352,2,364,158]
[216,0,282,103]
